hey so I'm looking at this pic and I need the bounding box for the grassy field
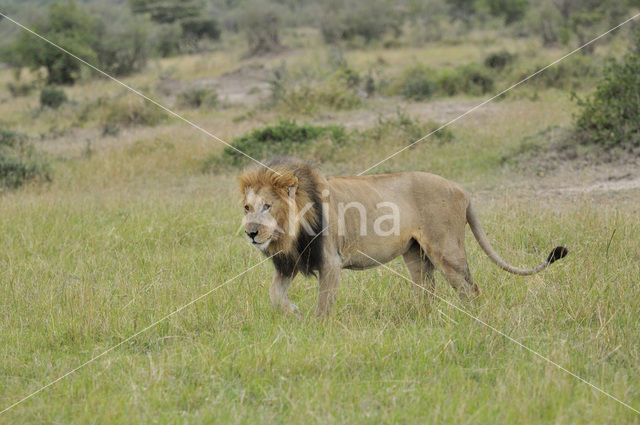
[1,25,640,424]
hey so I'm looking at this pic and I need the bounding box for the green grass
[1,26,639,424]
[1,184,639,423]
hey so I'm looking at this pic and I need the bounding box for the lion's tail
[466,202,568,276]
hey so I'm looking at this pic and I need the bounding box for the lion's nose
[246,230,258,240]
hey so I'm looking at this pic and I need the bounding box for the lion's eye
[262,204,271,212]
[244,205,250,213]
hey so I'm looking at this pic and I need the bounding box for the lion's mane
[239,158,324,277]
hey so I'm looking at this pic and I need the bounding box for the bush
[361,111,454,146]
[7,80,39,98]
[394,65,436,101]
[10,1,152,83]
[484,50,515,71]
[0,130,24,149]
[478,0,528,24]
[574,37,640,149]
[237,0,283,56]
[526,55,599,90]
[176,88,219,108]
[11,0,100,84]
[40,86,68,109]
[320,0,403,44]
[130,0,218,55]
[393,63,494,99]
[152,23,182,57]
[212,120,347,168]
[522,0,565,46]
[130,0,200,24]
[180,17,221,41]
[103,96,166,127]
[435,69,464,97]
[267,66,362,114]
[458,64,494,95]
[92,8,152,76]
[0,130,50,190]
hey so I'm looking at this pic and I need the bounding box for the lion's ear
[272,173,298,193]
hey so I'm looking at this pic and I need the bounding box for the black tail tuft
[547,246,569,264]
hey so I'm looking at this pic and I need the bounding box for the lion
[239,158,568,317]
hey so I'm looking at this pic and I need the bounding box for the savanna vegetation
[1,0,639,423]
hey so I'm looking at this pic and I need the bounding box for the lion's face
[242,186,290,252]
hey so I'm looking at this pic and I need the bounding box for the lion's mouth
[251,239,271,251]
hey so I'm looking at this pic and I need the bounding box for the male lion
[239,158,567,317]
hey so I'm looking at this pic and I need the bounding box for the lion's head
[239,158,324,276]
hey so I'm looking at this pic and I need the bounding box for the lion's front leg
[316,257,342,317]
[269,269,300,317]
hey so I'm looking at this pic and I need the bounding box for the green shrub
[93,8,152,76]
[152,23,182,57]
[10,1,152,83]
[237,0,283,56]
[484,50,515,71]
[0,130,23,148]
[40,86,68,109]
[478,0,528,24]
[180,17,221,41]
[0,130,51,190]
[103,97,166,127]
[320,0,403,44]
[361,111,454,146]
[130,0,200,24]
[394,65,436,101]
[211,120,347,168]
[334,67,361,88]
[177,88,219,108]
[394,63,494,99]
[574,37,640,149]
[526,55,599,90]
[458,64,494,95]
[522,0,565,46]
[267,66,362,114]
[273,83,362,114]
[435,69,465,97]
[7,81,38,98]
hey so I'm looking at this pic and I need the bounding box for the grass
[1,185,639,423]
[1,25,640,424]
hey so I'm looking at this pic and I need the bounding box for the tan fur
[240,160,566,317]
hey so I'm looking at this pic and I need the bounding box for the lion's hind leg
[416,233,480,300]
[402,240,436,298]
[439,254,480,300]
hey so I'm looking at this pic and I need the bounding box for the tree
[92,8,152,76]
[11,0,100,84]
[129,0,220,56]
[237,0,283,56]
[574,32,640,148]
[480,0,529,24]
[180,17,221,41]
[129,0,202,24]
[447,0,477,24]
[319,0,403,44]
